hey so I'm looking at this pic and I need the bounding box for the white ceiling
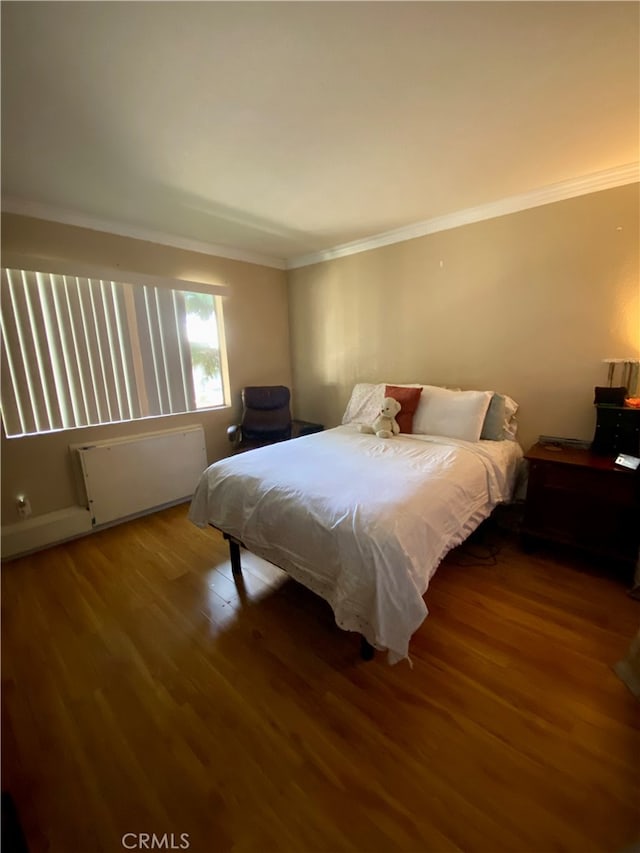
[2,1,638,268]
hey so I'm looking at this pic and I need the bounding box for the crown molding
[0,198,287,271]
[287,162,640,270]
[3,163,638,273]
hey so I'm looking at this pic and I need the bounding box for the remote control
[614,453,640,470]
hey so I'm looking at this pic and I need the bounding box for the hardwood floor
[2,504,639,853]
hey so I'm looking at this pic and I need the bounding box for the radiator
[73,424,207,527]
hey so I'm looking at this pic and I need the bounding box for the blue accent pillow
[480,393,507,440]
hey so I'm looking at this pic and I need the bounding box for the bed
[189,384,523,663]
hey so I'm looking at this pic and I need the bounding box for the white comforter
[189,425,522,662]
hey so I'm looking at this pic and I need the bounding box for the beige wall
[1,214,291,522]
[288,184,640,453]
[2,185,639,526]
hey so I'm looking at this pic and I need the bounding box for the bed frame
[222,532,376,661]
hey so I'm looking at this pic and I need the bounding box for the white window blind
[1,267,227,437]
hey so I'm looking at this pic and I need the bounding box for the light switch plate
[614,453,640,470]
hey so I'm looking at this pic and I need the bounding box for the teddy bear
[359,397,402,439]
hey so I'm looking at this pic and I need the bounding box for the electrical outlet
[16,495,31,519]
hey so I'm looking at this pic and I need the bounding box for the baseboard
[1,506,93,560]
[0,499,192,561]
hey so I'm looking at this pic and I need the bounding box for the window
[0,264,229,437]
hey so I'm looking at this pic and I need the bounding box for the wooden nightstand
[522,443,640,567]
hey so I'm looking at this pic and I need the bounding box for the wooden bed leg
[360,636,375,661]
[224,534,242,577]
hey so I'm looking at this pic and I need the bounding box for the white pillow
[503,414,519,440]
[413,386,492,442]
[502,395,519,440]
[342,383,384,425]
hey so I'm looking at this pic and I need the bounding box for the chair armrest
[227,424,242,444]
